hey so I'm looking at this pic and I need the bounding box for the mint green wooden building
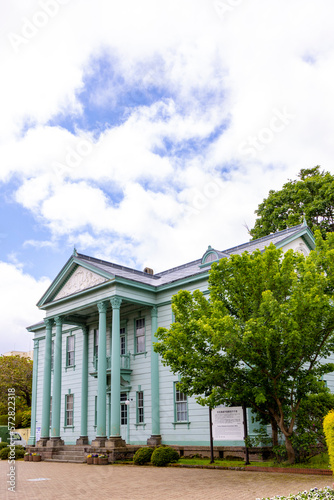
[27,223,318,450]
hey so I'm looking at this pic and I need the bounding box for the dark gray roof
[76,223,312,289]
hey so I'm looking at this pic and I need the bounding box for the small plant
[0,445,25,459]
[133,447,154,465]
[272,444,287,463]
[151,446,179,467]
[258,486,334,499]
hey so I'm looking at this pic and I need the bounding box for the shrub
[0,445,25,460]
[133,447,154,465]
[323,410,334,475]
[151,446,179,467]
[21,410,31,428]
[0,442,9,449]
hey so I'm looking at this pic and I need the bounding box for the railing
[94,353,131,371]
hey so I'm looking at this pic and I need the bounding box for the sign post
[211,406,249,464]
[209,407,214,463]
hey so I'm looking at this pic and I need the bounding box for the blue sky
[1,0,334,354]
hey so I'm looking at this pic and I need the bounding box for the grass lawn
[178,452,330,469]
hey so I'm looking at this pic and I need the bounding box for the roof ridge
[222,223,305,254]
[76,253,160,280]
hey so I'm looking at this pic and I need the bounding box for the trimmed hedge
[0,442,9,450]
[150,446,179,467]
[0,410,31,428]
[0,445,25,460]
[133,447,154,465]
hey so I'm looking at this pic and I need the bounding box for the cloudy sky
[1,0,334,354]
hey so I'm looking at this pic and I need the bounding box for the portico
[28,253,162,449]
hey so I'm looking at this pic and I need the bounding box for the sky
[1,0,334,354]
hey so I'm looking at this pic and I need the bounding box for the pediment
[54,265,108,300]
[280,236,311,256]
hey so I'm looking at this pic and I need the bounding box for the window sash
[94,329,99,358]
[120,328,126,356]
[175,387,188,422]
[137,391,144,423]
[67,336,75,366]
[65,394,74,426]
[135,319,145,353]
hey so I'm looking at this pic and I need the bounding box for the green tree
[291,389,334,462]
[250,166,334,239]
[0,355,33,412]
[154,232,334,464]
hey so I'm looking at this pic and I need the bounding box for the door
[120,392,128,442]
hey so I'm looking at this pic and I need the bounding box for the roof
[73,223,314,288]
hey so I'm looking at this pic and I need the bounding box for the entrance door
[120,392,128,442]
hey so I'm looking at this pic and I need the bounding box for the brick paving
[1,461,333,500]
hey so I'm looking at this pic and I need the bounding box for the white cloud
[0,262,50,354]
[2,0,334,354]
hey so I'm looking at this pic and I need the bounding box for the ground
[0,461,332,500]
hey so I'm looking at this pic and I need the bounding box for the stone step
[53,451,85,456]
[44,459,85,463]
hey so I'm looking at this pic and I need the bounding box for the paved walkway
[1,461,333,500]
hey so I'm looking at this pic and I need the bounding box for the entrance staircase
[43,445,87,463]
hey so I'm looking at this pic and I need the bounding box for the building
[27,222,320,453]
[3,350,33,360]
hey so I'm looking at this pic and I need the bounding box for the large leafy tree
[250,166,334,239]
[154,232,334,463]
[0,355,33,413]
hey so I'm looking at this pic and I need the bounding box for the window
[94,396,97,427]
[94,329,99,359]
[135,318,145,353]
[120,327,126,355]
[204,252,218,263]
[137,391,144,424]
[65,394,74,427]
[120,392,128,425]
[66,335,75,367]
[175,384,188,422]
[51,340,54,370]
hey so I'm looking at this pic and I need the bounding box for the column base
[147,435,162,446]
[47,437,64,447]
[37,437,50,447]
[105,437,127,449]
[76,436,89,445]
[27,436,36,446]
[91,437,107,447]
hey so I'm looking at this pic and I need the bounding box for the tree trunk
[270,417,278,447]
[284,434,295,464]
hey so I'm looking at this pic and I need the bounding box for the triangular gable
[37,255,114,307]
[54,265,107,300]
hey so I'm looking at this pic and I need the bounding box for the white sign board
[36,426,41,443]
[212,406,244,441]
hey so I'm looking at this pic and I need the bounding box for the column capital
[110,296,122,310]
[44,318,54,328]
[97,301,108,314]
[33,338,40,348]
[54,316,63,327]
[151,306,158,318]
